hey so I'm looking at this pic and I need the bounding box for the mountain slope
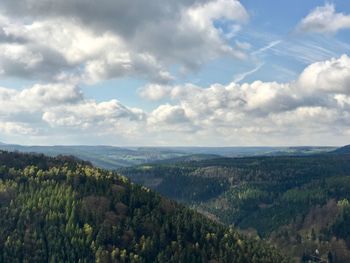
[121,154,350,262]
[331,144,350,154]
[0,151,287,262]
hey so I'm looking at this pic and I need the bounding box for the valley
[121,149,350,262]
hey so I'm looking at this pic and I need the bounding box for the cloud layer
[0,0,248,83]
[139,55,350,145]
[0,1,350,146]
[0,83,146,144]
[1,55,350,145]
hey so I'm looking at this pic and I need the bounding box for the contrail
[252,40,282,56]
[233,63,264,83]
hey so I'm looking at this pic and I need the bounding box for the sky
[0,0,350,146]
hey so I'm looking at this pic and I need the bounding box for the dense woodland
[0,151,287,263]
[121,153,350,262]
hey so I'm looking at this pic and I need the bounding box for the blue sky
[0,0,349,146]
[84,0,350,104]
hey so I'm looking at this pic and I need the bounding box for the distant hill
[0,151,287,262]
[154,153,223,164]
[331,145,350,154]
[0,143,336,170]
[0,144,191,169]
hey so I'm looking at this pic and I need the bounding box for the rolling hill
[0,150,287,262]
[331,144,350,154]
[121,153,350,262]
[0,143,335,170]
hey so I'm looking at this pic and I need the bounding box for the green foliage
[122,154,350,260]
[0,151,287,263]
[121,166,229,203]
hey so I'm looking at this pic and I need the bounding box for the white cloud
[187,0,248,28]
[0,122,38,135]
[0,82,146,142]
[43,100,145,129]
[297,3,350,34]
[0,83,82,117]
[137,55,350,145]
[1,1,350,146]
[298,54,350,94]
[149,104,191,127]
[0,0,248,83]
[138,84,173,101]
[1,53,350,145]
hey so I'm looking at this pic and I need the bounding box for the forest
[0,151,287,263]
[121,152,350,262]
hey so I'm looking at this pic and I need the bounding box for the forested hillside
[0,151,287,263]
[121,153,350,262]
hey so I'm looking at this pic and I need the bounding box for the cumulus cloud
[1,53,350,145]
[297,3,350,34]
[0,83,82,117]
[0,83,146,142]
[138,84,174,101]
[0,122,38,136]
[298,54,350,94]
[0,0,248,82]
[138,54,350,145]
[148,104,194,133]
[43,100,145,130]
